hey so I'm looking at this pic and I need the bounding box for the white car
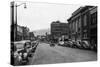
[81,41,90,49]
[58,40,64,46]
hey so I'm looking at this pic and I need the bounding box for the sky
[16,1,83,31]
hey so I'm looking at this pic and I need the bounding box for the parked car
[16,41,34,65]
[49,40,55,47]
[61,39,73,47]
[11,42,17,59]
[62,39,69,47]
[12,40,34,65]
[58,39,64,46]
[74,41,82,48]
[81,41,90,49]
[17,49,29,65]
[90,40,97,51]
[93,43,97,51]
[70,40,77,48]
[67,40,73,47]
[24,42,33,57]
[50,43,55,47]
[31,40,39,52]
[64,41,69,47]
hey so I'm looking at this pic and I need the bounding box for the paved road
[29,42,97,65]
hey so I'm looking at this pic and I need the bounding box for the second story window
[91,12,97,25]
[83,14,87,26]
[79,17,81,28]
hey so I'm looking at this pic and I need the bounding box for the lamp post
[11,1,15,42]
[15,2,27,41]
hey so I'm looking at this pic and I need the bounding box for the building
[67,6,97,48]
[12,24,24,41]
[89,6,97,47]
[10,2,30,41]
[16,25,23,41]
[68,6,92,41]
[29,32,35,40]
[51,21,69,40]
[22,26,30,40]
[11,24,30,41]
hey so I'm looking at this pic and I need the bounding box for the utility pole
[11,1,15,42]
[14,1,27,41]
[15,4,17,41]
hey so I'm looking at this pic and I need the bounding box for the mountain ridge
[32,28,50,36]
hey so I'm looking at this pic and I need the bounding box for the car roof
[13,40,31,44]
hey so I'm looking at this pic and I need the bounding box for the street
[28,42,97,65]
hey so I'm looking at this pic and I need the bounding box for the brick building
[89,6,97,47]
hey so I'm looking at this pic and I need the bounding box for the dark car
[31,40,39,52]
[11,42,17,65]
[49,40,55,47]
[70,41,76,48]
[58,39,64,46]
[16,42,32,65]
[81,41,91,50]
[50,43,55,47]
[17,48,29,65]
[24,42,33,57]
[74,41,83,49]
[64,41,72,47]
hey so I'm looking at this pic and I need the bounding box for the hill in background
[33,28,50,36]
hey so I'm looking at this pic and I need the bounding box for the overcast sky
[16,2,83,31]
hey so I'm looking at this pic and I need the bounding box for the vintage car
[81,41,91,49]
[68,40,82,48]
[17,49,29,65]
[62,39,70,47]
[13,41,33,65]
[72,41,76,48]
[50,43,55,47]
[64,40,73,47]
[31,40,39,52]
[24,42,33,57]
[74,41,83,49]
[49,40,55,47]
[58,39,64,46]
[14,40,31,49]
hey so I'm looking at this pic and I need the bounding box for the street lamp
[15,2,27,41]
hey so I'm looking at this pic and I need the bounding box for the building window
[77,17,81,32]
[72,21,75,32]
[73,21,76,32]
[91,12,97,25]
[79,17,81,27]
[83,14,87,26]
[83,33,87,39]
[76,19,78,32]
